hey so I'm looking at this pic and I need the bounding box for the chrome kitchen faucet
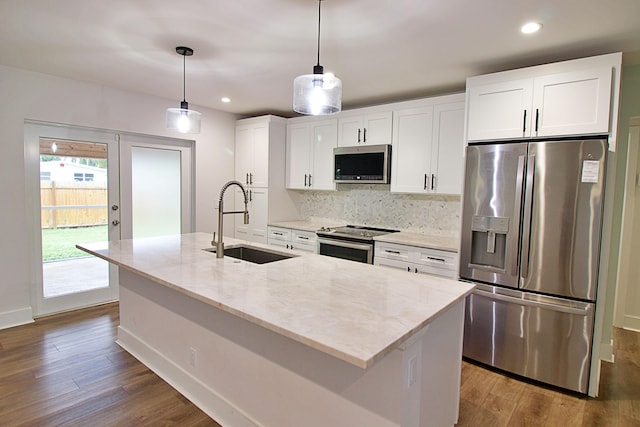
[213,180,249,258]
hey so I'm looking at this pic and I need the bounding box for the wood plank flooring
[1,303,638,426]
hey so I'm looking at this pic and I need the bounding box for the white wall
[0,64,238,328]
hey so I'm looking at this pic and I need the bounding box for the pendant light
[293,0,342,115]
[166,46,202,133]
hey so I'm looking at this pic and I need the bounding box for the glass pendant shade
[293,0,342,116]
[293,70,342,115]
[167,46,201,134]
[166,101,201,133]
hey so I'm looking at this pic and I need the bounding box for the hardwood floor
[0,303,638,426]
[0,303,219,427]
[457,327,640,426]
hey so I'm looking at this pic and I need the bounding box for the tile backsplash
[291,184,461,237]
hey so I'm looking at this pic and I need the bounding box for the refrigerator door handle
[521,155,536,279]
[473,289,589,316]
[510,155,526,276]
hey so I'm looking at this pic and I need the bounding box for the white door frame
[24,121,195,317]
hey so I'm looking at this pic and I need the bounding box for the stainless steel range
[316,225,399,264]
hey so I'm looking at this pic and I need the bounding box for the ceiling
[1,0,639,118]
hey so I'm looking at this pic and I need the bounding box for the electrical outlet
[189,347,197,367]
[408,356,417,387]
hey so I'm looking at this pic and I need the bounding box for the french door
[25,122,193,316]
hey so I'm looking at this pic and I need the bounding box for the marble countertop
[375,232,460,252]
[78,233,473,369]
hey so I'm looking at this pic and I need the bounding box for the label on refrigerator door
[581,160,600,183]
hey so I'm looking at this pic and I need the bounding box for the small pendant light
[293,0,342,115]
[166,46,202,133]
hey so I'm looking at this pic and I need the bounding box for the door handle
[431,174,435,191]
[111,204,119,211]
[363,128,367,143]
[357,128,361,143]
[521,155,536,279]
[535,108,539,133]
[112,219,120,226]
[511,155,526,277]
[249,173,253,185]
[304,174,308,187]
[424,173,427,190]
[522,110,527,135]
[308,174,312,187]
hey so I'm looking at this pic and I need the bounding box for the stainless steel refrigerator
[459,137,607,394]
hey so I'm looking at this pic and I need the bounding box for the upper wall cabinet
[467,65,613,142]
[286,119,337,191]
[337,111,392,147]
[391,94,465,195]
[235,119,271,187]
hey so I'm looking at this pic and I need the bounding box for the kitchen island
[78,233,474,427]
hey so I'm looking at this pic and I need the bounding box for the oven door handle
[317,238,372,252]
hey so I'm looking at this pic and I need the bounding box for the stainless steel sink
[204,245,295,264]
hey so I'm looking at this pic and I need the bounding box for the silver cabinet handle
[431,174,435,191]
[308,174,312,187]
[427,256,445,263]
[246,173,249,185]
[249,173,253,185]
[386,250,401,254]
[424,173,427,190]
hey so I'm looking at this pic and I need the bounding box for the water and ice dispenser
[469,216,509,271]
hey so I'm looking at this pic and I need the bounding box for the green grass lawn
[41,225,108,261]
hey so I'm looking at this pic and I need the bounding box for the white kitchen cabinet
[286,118,337,190]
[234,188,269,244]
[467,66,612,141]
[267,226,318,253]
[235,119,271,188]
[374,241,458,279]
[390,95,465,195]
[232,116,299,244]
[338,111,392,147]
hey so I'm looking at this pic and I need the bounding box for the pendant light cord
[182,52,186,103]
[316,0,322,67]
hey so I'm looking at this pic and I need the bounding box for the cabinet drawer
[416,248,458,272]
[375,242,411,261]
[292,230,317,244]
[268,226,291,242]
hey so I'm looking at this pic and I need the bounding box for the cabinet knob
[112,219,120,226]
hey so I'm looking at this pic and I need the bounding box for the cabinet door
[248,188,268,243]
[311,119,338,190]
[431,103,465,195]
[533,67,612,137]
[235,125,254,185]
[467,79,533,141]
[337,116,363,147]
[251,124,270,187]
[286,123,312,189]
[390,107,433,193]
[363,111,393,145]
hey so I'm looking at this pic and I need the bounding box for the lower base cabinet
[267,226,318,253]
[374,241,458,279]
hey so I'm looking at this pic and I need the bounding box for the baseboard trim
[623,315,640,332]
[116,326,259,427]
[0,307,34,330]
[600,339,615,363]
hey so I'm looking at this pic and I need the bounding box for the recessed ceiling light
[221,97,231,103]
[521,22,542,34]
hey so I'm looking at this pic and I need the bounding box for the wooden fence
[41,181,108,229]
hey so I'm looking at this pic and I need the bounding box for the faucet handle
[211,232,216,246]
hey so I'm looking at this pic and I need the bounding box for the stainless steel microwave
[334,144,392,184]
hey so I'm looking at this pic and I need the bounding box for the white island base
[117,268,465,427]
